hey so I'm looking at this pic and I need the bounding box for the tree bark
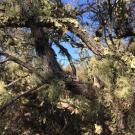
[31,26,95,100]
[31,26,63,74]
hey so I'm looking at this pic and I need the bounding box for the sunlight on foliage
[0,80,6,94]
[0,0,135,134]
[114,76,132,99]
[121,52,135,69]
[6,62,19,73]
[88,57,113,88]
[94,124,102,135]
[0,81,10,106]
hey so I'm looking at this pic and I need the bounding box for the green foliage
[80,51,134,134]
[0,0,135,135]
[0,80,6,94]
[114,76,131,99]
[0,80,11,106]
[88,57,114,88]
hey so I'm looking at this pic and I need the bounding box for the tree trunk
[31,26,63,74]
[31,26,95,99]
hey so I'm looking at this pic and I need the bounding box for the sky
[0,0,94,66]
[53,0,94,66]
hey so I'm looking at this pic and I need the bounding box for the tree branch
[0,50,95,101]
[67,23,103,56]
[64,34,85,48]
[5,75,28,88]
[54,41,76,76]
[0,84,48,113]
[0,58,10,64]
[0,17,103,56]
[0,50,44,81]
[0,17,54,28]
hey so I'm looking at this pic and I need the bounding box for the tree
[0,0,135,134]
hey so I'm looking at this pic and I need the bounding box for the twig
[5,75,28,88]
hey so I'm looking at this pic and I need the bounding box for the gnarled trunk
[31,26,95,100]
[31,26,63,74]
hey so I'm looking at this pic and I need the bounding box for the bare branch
[74,3,97,16]
[64,34,85,48]
[5,75,28,88]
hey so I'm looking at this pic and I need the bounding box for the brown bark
[30,26,96,100]
[0,17,99,100]
[31,26,63,74]
[54,42,76,76]
[67,24,103,56]
[0,17,103,56]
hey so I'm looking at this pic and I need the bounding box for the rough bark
[31,26,96,100]
[0,15,101,103]
[31,26,63,74]
[67,23,103,56]
[0,17,103,56]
